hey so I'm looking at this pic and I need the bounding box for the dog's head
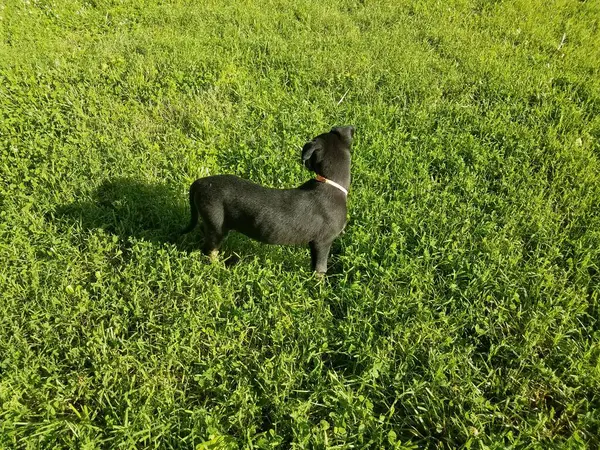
[301,126,354,187]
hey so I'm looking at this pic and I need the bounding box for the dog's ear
[302,141,321,162]
[331,126,355,146]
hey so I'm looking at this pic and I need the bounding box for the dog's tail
[181,183,199,234]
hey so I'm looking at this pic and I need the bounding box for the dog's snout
[330,125,355,144]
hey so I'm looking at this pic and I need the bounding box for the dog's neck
[316,154,351,192]
[315,174,348,196]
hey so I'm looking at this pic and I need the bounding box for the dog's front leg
[310,241,333,274]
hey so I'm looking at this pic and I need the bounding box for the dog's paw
[209,249,219,261]
[202,249,221,265]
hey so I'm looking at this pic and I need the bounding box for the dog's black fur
[182,126,354,273]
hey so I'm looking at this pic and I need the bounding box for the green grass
[1,0,599,447]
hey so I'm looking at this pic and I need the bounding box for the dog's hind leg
[310,240,333,274]
[202,226,227,258]
[200,208,227,258]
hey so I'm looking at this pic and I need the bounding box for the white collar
[315,174,348,196]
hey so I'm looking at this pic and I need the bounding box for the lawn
[1,0,599,448]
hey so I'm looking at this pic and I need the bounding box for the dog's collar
[315,174,348,196]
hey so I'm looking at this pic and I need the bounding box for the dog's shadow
[54,177,198,250]
[53,177,345,273]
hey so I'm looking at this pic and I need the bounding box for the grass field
[1,0,600,447]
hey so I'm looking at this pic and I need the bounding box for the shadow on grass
[54,177,198,251]
[53,177,347,272]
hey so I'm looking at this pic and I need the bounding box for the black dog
[182,126,354,274]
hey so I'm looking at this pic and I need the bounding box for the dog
[181,125,354,274]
